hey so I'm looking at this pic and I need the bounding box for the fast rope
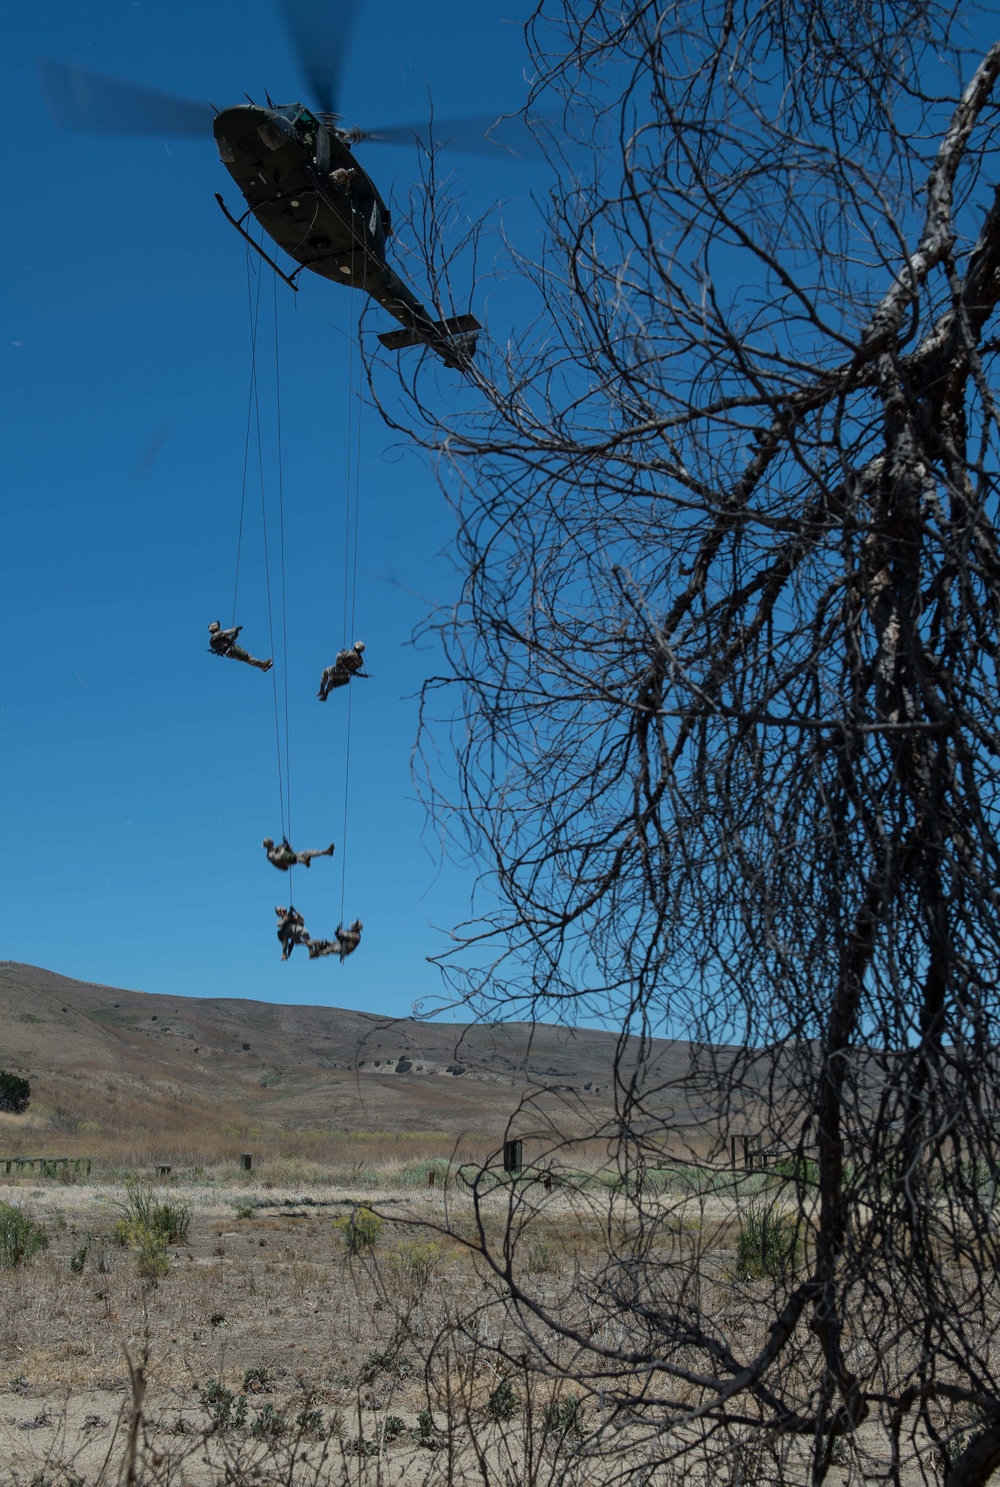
[235,233,292,845]
[338,240,365,925]
[272,272,292,843]
[231,236,265,627]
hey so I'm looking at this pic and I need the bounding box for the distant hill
[0,964,711,1164]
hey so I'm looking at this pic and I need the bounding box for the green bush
[69,1237,91,1274]
[203,1381,247,1430]
[134,1230,171,1281]
[114,1182,190,1249]
[113,1182,189,1280]
[772,1155,820,1188]
[412,1409,441,1449]
[343,1435,380,1457]
[399,1158,452,1187]
[243,1364,273,1394]
[0,1204,47,1267]
[487,1379,520,1421]
[386,1240,442,1290]
[543,1394,584,1438]
[250,1403,286,1438]
[736,1200,799,1281]
[0,1070,30,1114]
[335,1205,383,1256]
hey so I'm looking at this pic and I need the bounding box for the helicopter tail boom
[377,313,481,372]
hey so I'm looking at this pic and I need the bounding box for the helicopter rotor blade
[39,59,213,135]
[276,0,365,118]
[360,114,549,161]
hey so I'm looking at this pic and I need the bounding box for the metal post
[503,1139,523,1175]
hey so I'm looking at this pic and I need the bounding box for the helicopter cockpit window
[257,117,292,152]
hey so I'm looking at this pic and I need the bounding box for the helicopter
[39,2,536,373]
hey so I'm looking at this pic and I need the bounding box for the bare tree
[373,3,1000,1482]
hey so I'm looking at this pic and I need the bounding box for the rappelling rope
[338,237,365,928]
[238,226,290,846]
[232,239,266,626]
[272,273,292,844]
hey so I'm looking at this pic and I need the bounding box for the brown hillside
[0,963,708,1165]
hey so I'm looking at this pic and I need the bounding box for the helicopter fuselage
[213,103,476,368]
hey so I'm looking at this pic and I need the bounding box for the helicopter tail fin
[378,313,481,370]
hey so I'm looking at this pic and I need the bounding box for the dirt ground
[0,1176,461,1484]
[0,1171,950,1487]
[0,1171,613,1486]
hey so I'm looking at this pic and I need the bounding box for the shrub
[772,1155,820,1188]
[203,1381,247,1430]
[487,1379,520,1421]
[528,1241,555,1273]
[944,1406,987,1470]
[400,1158,452,1188]
[69,1238,91,1274]
[736,1201,799,1281]
[134,1230,171,1282]
[113,1183,189,1281]
[114,1182,191,1248]
[233,1198,255,1220]
[382,1415,405,1443]
[0,1071,30,1114]
[359,1348,411,1385]
[543,1394,584,1438]
[295,1407,324,1436]
[0,1203,47,1268]
[343,1435,380,1457]
[412,1408,441,1449]
[243,1364,273,1394]
[335,1205,383,1256]
[359,1349,392,1384]
[386,1240,442,1289]
[250,1403,286,1438]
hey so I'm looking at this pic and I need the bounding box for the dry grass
[0,1098,507,1179]
[0,1165,965,1486]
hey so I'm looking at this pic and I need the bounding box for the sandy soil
[0,1173,942,1487]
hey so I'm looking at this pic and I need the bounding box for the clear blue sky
[2,0,541,1015]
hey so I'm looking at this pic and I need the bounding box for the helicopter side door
[318,132,389,255]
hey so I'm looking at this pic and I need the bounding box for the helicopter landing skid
[215,194,300,293]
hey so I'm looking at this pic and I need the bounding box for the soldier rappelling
[318,641,369,700]
[263,837,336,871]
[307,920,363,961]
[208,621,272,672]
[275,904,310,960]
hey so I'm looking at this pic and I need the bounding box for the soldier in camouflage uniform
[317,641,368,700]
[308,920,363,961]
[275,904,310,960]
[263,837,336,871]
[208,621,272,672]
